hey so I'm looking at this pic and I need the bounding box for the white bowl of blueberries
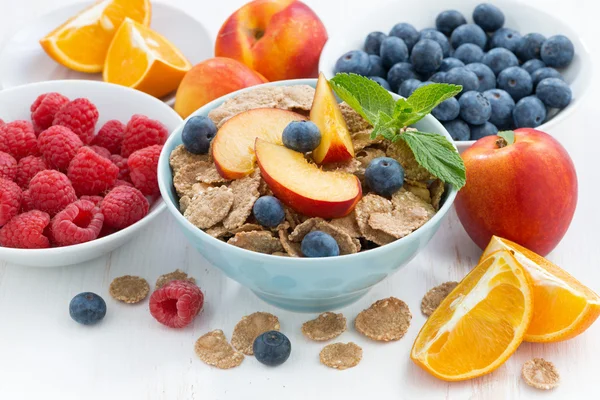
[319,0,591,151]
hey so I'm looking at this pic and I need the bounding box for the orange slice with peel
[103,18,192,98]
[411,250,533,381]
[482,236,600,342]
[40,0,151,73]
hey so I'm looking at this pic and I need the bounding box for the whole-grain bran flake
[420,281,458,317]
[288,218,324,242]
[222,171,261,230]
[355,297,412,341]
[155,269,196,289]
[169,144,209,175]
[320,342,362,370]
[302,312,347,341]
[429,179,445,210]
[109,275,150,304]
[315,220,359,255]
[354,194,395,246]
[231,312,280,355]
[279,229,302,257]
[329,212,361,239]
[196,162,230,184]
[184,186,234,229]
[227,231,283,254]
[386,138,435,181]
[173,161,207,197]
[194,330,244,369]
[522,358,560,390]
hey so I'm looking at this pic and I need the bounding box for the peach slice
[310,73,355,164]
[212,108,307,179]
[255,138,362,219]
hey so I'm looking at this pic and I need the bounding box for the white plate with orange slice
[0,0,210,104]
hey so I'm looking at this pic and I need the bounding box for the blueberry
[368,55,386,78]
[450,24,487,49]
[483,89,515,129]
[540,35,575,68]
[442,119,471,141]
[497,66,533,101]
[380,36,409,69]
[69,292,106,325]
[334,50,371,75]
[482,48,519,75]
[432,97,460,121]
[439,57,465,72]
[522,59,546,75]
[473,3,505,32]
[515,33,546,61]
[489,28,522,52]
[470,121,498,140]
[419,29,451,57]
[282,121,321,153]
[364,32,387,55]
[459,91,492,125]
[252,196,285,228]
[370,76,391,91]
[387,62,419,93]
[181,116,217,155]
[253,331,291,367]
[365,157,405,197]
[389,23,420,52]
[536,78,572,109]
[445,67,480,93]
[454,44,485,64]
[531,67,564,87]
[436,10,467,36]
[411,39,443,74]
[429,71,447,83]
[513,95,547,128]
[466,63,496,91]
[301,231,340,257]
[399,78,422,98]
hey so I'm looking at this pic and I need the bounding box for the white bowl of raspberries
[0,80,182,267]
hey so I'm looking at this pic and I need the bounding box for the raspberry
[149,280,204,328]
[38,125,83,170]
[30,92,70,134]
[0,118,4,127]
[0,120,38,160]
[0,210,50,249]
[29,170,77,216]
[121,115,168,157]
[109,154,130,181]
[92,120,125,154]
[101,186,149,229]
[50,200,104,246]
[0,179,22,226]
[112,180,134,189]
[0,151,17,181]
[89,145,111,159]
[67,147,119,196]
[79,195,103,207]
[53,98,99,144]
[15,156,48,188]
[21,190,35,212]
[128,145,162,196]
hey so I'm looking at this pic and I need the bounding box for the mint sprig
[329,73,466,189]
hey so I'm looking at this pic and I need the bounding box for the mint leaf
[329,73,395,124]
[371,111,401,141]
[497,130,515,145]
[401,131,466,189]
[400,83,462,126]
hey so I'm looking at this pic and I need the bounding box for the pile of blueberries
[334,3,575,141]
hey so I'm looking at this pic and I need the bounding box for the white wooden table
[0,0,598,399]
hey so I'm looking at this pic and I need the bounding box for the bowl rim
[158,78,459,264]
[0,79,182,257]
[318,0,593,146]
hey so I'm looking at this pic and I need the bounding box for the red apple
[455,128,578,256]
[255,138,362,218]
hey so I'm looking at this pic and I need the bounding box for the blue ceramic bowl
[158,79,458,312]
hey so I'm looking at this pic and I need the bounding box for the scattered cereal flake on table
[329,211,361,238]
[231,312,280,355]
[522,358,560,390]
[429,179,445,211]
[355,297,412,341]
[420,282,458,317]
[386,138,435,181]
[173,161,206,196]
[227,231,283,254]
[169,144,209,175]
[205,224,229,239]
[279,229,302,257]
[184,186,234,229]
[230,223,264,234]
[404,183,432,203]
[354,194,396,246]
[288,218,324,242]
[156,269,196,289]
[109,275,150,304]
[319,342,362,370]
[315,220,359,255]
[196,162,230,184]
[194,329,244,369]
[340,103,371,133]
[302,312,347,341]
[222,171,261,230]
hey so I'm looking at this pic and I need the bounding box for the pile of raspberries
[0,92,168,249]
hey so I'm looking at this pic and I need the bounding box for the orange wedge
[411,250,533,381]
[40,0,151,73]
[482,236,600,343]
[103,18,192,98]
